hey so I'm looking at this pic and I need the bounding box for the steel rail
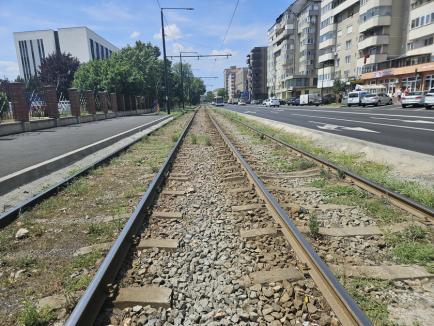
[208,111,371,326]
[0,116,171,228]
[65,111,196,325]
[223,113,434,221]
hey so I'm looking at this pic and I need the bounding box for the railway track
[65,108,371,325]
[212,109,434,325]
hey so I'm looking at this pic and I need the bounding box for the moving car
[347,91,368,106]
[238,99,246,105]
[361,93,392,107]
[251,99,260,105]
[279,99,286,106]
[423,88,434,109]
[265,98,280,107]
[401,91,425,108]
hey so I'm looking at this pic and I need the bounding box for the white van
[347,91,368,107]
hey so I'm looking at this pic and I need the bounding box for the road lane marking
[370,117,434,124]
[277,108,434,120]
[291,113,434,132]
[311,121,379,133]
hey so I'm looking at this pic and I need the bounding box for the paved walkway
[0,114,163,178]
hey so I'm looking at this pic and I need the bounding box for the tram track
[65,108,371,325]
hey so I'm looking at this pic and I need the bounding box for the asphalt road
[0,114,163,178]
[225,104,434,155]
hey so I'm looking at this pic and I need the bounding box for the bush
[0,91,8,121]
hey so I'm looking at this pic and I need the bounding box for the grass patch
[62,252,102,293]
[343,278,393,326]
[265,148,315,173]
[17,302,55,326]
[385,225,434,271]
[217,109,434,208]
[190,133,212,146]
[308,213,319,238]
[87,222,119,242]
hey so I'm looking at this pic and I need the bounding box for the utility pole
[160,7,194,114]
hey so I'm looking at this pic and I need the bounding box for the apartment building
[267,0,321,99]
[223,66,248,102]
[246,47,268,101]
[360,0,434,92]
[14,27,118,80]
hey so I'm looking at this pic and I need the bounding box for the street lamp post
[160,7,194,114]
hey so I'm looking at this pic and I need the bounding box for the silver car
[361,93,392,107]
[401,91,425,108]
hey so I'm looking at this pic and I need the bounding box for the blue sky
[0,0,293,89]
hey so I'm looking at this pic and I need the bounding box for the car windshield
[408,92,423,96]
[365,94,376,97]
[348,93,359,98]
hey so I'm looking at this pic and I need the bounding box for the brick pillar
[9,82,29,122]
[99,91,108,113]
[68,88,80,117]
[85,90,96,114]
[110,93,118,112]
[43,85,59,119]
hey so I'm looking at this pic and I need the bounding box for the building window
[90,39,95,60]
[105,48,109,59]
[347,25,352,34]
[95,42,100,59]
[425,75,434,90]
[345,55,351,64]
[359,6,392,23]
[337,29,342,37]
[424,37,434,46]
[346,40,352,49]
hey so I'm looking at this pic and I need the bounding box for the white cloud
[211,48,237,56]
[82,2,135,22]
[172,43,195,53]
[0,61,19,80]
[154,24,183,41]
[130,31,140,39]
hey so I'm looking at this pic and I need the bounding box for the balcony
[332,0,358,15]
[319,37,336,49]
[361,0,392,11]
[359,16,391,33]
[321,23,336,35]
[319,52,336,63]
[408,24,434,42]
[357,53,388,66]
[358,35,389,51]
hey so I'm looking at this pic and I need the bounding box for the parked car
[265,98,280,107]
[279,99,286,105]
[361,93,392,107]
[347,91,368,106]
[423,88,434,109]
[287,97,300,106]
[321,94,335,105]
[262,100,268,105]
[251,99,260,105]
[401,91,425,108]
[238,99,246,105]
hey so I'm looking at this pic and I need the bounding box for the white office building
[13,27,119,80]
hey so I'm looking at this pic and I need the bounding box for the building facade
[359,0,434,93]
[267,0,321,99]
[14,27,118,80]
[247,47,268,101]
[224,66,248,102]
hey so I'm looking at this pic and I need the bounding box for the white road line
[310,121,379,133]
[371,117,434,124]
[290,113,434,132]
[283,108,434,119]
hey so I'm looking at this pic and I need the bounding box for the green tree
[0,91,8,121]
[73,41,164,106]
[189,77,206,105]
[205,91,214,102]
[39,52,80,97]
[332,79,347,102]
